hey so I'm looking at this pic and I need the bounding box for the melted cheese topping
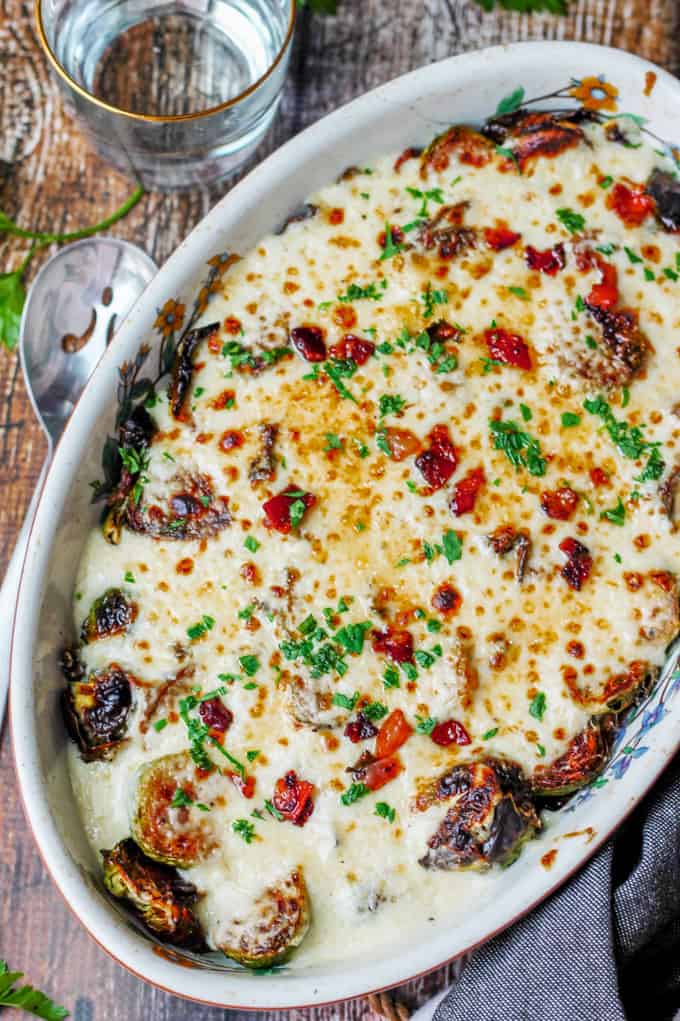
[69,117,680,967]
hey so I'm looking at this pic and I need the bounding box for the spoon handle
[0,461,49,729]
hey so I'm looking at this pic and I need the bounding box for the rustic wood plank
[1,0,678,1016]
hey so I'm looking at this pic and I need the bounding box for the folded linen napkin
[433,753,680,1021]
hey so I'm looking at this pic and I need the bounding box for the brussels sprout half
[102,838,206,949]
[62,660,134,762]
[216,869,311,968]
[131,751,218,868]
[80,588,137,644]
[419,758,541,872]
[531,717,616,797]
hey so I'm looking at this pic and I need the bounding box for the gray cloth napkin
[434,754,680,1021]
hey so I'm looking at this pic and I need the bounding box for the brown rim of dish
[34,0,297,124]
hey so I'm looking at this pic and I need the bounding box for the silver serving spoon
[0,237,157,724]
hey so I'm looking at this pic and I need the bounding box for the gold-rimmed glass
[36,0,296,191]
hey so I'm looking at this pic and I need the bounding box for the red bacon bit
[431,583,462,616]
[589,467,610,487]
[559,537,593,591]
[378,225,405,249]
[587,255,619,310]
[219,429,244,453]
[430,718,471,747]
[198,698,233,734]
[380,427,421,462]
[525,243,566,276]
[207,334,222,355]
[394,146,423,172]
[608,182,656,227]
[375,709,413,759]
[290,325,327,362]
[211,389,235,410]
[223,316,242,335]
[372,627,414,664]
[262,489,316,534]
[541,487,579,521]
[484,226,521,251]
[329,334,375,365]
[272,770,315,826]
[344,713,378,743]
[364,755,403,791]
[227,772,256,799]
[450,467,486,516]
[415,424,458,490]
[484,327,532,370]
[650,570,674,592]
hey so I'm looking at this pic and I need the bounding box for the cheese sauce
[68,113,680,967]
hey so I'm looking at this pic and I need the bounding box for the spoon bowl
[1,236,156,721]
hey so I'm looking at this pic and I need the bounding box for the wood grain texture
[1,0,678,1015]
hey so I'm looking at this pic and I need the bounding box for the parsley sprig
[583,396,664,481]
[0,959,68,1020]
[489,418,547,476]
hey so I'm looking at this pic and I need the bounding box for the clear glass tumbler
[36,0,296,190]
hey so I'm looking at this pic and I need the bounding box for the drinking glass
[36,0,296,190]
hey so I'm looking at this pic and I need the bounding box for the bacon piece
[375,709,413,759]
[290,326,326,362]
[415,425,458,490]
[577,249,619,310]
[227,772,256,799]
[417,203,476,260]
[219,430,244,453]
[272,770,314,826]
[487,525,531,583]
[484,226,521,251]
[430,719,471,747]
[525,243,566,276]
[608,182,656,227]
[540,487,579,521]
[198,698,233,734]
[344,713,378,744]
[450,467,486,516]
[329,334,375,365]
[559,537,593,591]
[262,488,316,534]
[589,467,610,487]
[484,327,532,370]
[372,627,414,664]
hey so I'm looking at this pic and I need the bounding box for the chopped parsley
[332,691,359,711]
[238,605,254,621]
[232,819,255,843]
[334,622,372,654]
[324,432,343,450]
[380,222,405,261]
[482,727,499,740]
[508,286,529,300]
[383,665,400,689]
[600,496,626,526]
[423,529,462,565]
[585,335,598,350]
[643,267,656,282]
[124,570,135,584]
[556,207,585,234]
[246,750,260,762]
[599,175,614,189]
[415,715,437,735]
[614,552,623,564]
[341,783,370,806]
[421,283,448,320]
[529,692,547,722]
[170,787,194,809]
[583,395,664,480]
[362,701,389,721]
[187,614,215,641]
[375,802,396,823]
[238,654,260,677]
[489,418,547,477]
[561,412,581,428]
[519,403,532,422]
[265,799,284,821]
[153,718,168,733]
[222,341,291,372]
[624,246,643,264]
[244,535,260,553]
[405,185,445,218]
[481,357,504,374]
[337,280,387,303]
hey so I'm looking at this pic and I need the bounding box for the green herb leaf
[379,222,404,261]
[378,393,406,417]
[600,496,626,526]
[529,692,547,721]
[238,654,260,677]
[441,529,463,564]
[171,787,194,808]
[375,801,396,823]
[556,207,586,234]
[332,691,360,711]
[519,403,532,422]
[187,614,215,641]
[244,535,260,553]
[341,783,370,806]
[561,412,581,428]
[508,286,529,300]
[489,418,547,476]
[232,819,255,843]
[362,701,389,721]
[337,280,386,303]
[495,86,525,116]
[0,959,69,1019]
[415,715,437,735]
[383,665,400,689]
[0,270,26,351]
[482,727,499,740]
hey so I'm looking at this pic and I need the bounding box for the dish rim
[10,39,680,1009]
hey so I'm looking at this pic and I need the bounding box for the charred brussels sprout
[102,405,156,545]
[646,168,680,232]
[131,751,217,868]
[564,659,654,715]
[102,838,205,948]
[80,588,138,644]
[419,758,540,871]
[62,659,133,761]
[531,718,616,797]
[216,869,310,968]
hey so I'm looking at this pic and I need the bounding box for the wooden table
[1,0,678,1015]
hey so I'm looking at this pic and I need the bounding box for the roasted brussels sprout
[531,717,615,797]
[420,125,494,177]
[131,751,217,868]
[418,758,540,871]
[102,838,205,948]
[80,588,137,644]
[62,660,134,761]
[102,405,156,545]
[563,658,654,714]
[216,868,310,967]
[125,470,231,541]
[646,168,680,232]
